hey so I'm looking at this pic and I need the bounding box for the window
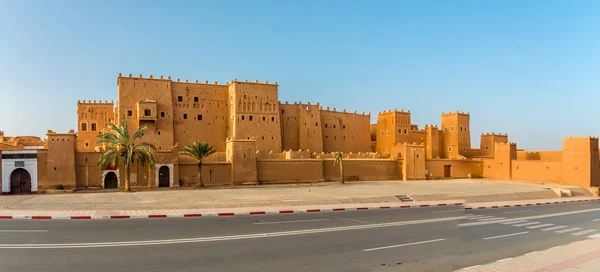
[460,126,463,132]
[343,125,346,129]
[91,123,97,131]
[448,147,452,152]
[242,116,245,120]
[194,97,198,102]
[144,109,151,116]
[178,96,183,102]
[333,125,336,128]
[271,117,274,121]
[325,124,328,128]
[127,110,132,116]
[334,136,336,140]
[465,127,468,132]
[386,131,389,136]
[381,132,384,136]
[263,116,266,121]
[161,112,165,117]
[249,116,253,121]
[398,129,401,134]
[463,147,467,152]
[485,145,489,150]
[404,129,408,134]
[444,127,448,132]
[197,114,202,121]
[183,114,188,119]
[158,131,161,136]
[315,122,318,126]
[450,126,454,132]
[81,123,87,131]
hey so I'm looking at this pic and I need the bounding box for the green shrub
[55,184,65,190]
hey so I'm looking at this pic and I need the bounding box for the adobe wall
[177,162,231,186]
[323,159,400,181]
[320,108,371,153]
[562,137,599,187]
[36,150,47,187]
[516,150,563,161]
[76,101,114,152]
[228,81,281,153]
[482,142,516,180]
[511,160,562,182]
[441,112,471,158]
[257,159,324,183]
[280,103,324,152]
[226,139,258,185]
[171,81,229,152]
[45,131,77,189]
[425,159,483,179]
[74,152,103,188]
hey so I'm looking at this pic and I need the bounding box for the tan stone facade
[1,73,599,194]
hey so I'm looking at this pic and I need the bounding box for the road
[0,201,599,271]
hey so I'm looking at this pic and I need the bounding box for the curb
[0,202,464,220]
[463,198,600,210]
[454,238,598,271]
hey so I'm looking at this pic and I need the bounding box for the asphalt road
[1,201,599,272]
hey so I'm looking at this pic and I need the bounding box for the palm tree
[134,146,155,188]
[180,141,215,187]
[96,121,156,192]
[333,152,345,184]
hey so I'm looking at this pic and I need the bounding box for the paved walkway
[0,179,580,211]
[457,237,600,272]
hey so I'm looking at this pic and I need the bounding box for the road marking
[253,219,331,225]
[472,216,495,220]
[513,222,541,227]
[587,233,600,238]
[460,207,600,227]
[593,219,600,221]
[483,231,529,240]
[501,220,528,225]
[433,209,465,213]
[571,229,596,236]
[362,238,446,252]
[504,210,532,214]
[0,216,464,249]
[0,230,48,233]
[527,224,554,229]
[555,227,582,234]
[541,226,567,231]
[479,217,505,221]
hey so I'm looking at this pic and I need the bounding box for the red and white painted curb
[0,202,464,220]
[463,198,600,210]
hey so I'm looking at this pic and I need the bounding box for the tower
[376,109,413,154]
[76,100,114,152]
[441,111,471,158]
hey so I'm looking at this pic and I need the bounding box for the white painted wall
[155,164,174,187]
[1,150,38,193]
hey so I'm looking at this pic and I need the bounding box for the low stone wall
[257,159,324,183]
[425,159,484,179]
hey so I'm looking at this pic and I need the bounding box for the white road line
[0,230,48,233]
[593,219,600,221]
[460,207,600,227]
[479,217,505,221]
[483,231,530,240]
[473,216,496,220]
[541,226,567,231]
[253,219,331,225]
[501,220,528,225]
[0,216,464,249]
[362,238,446,252]
[527,224,554,229]
[465,215,487,219]
[504,210,532,214]
[571,229,596,236]
[555,227,582,234]
[513,222,541,227]
[433,209,465,213]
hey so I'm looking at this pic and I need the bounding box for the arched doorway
[10,168,32,195]
[158,166,170,187]
[104,172,118,189]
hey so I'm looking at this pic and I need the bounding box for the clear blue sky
[1,0,598,150]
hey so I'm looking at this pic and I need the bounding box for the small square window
[249,116,253,121]
[444,127,448,132]
[325,124,328,128]
[343,125,346,129]
[465,127,468,132]
[485,145,489,150]
[448,147,452,152]
[386,131,389,136]
[127,110,132,116]
[463,147,467,152]
[263,116,265,121]
[91,123,97,131]
[271,117,274,121]
[450,126,454,132]
[183,114,188,119]
[333,125,336,128]
[197,114,202,121]
[404,129,407,134]
[460,126,463,132]
[81,123,87,131]
[242,116,245,121]
[194,97,198,102]
[160,112,165,117]
[398,129,401,134]
[144,109,151,116]
[178,96,183,102]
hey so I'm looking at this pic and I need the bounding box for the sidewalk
[456,237,600,272]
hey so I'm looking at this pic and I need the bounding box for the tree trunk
[124,165,131,192]
[340,160,345,184]
[197,162,204,187]
[147,165,152,188]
